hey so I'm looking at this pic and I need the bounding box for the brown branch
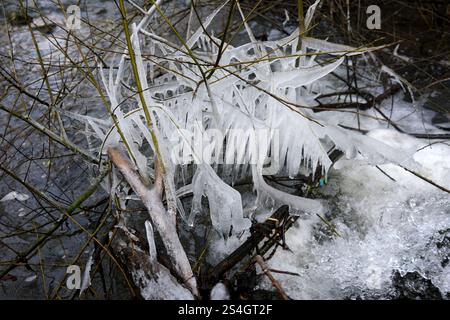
[207,205,290,286]
[339,124,450,140]
[401,166,450,194]
[255,255,290,300]
[314,84,401,112]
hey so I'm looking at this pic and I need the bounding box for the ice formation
[210,282,231,300]
[0,191,29,202]
[260,129,450,299]
[64,0,418,239]
[61,0,448,298]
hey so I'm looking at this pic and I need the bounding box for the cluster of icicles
[72,0,415,238]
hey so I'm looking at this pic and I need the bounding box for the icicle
[79,248,94,296]
[252,165,326,215]
[186,1,230,49]
[191,164,250,238]
[305,0,321,29]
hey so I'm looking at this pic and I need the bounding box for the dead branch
[314,84,401,112]
[110,221,194,299]
[255,255,290,300]
[338,124,450,140]
[107,146,199,297]
[207,205,290,286]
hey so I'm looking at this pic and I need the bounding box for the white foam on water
[261,129,450,299]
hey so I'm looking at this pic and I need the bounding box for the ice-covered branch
[107,147,198,297]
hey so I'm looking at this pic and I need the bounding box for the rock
[392,271,443,299]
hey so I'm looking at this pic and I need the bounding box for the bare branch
[107,146,199,297]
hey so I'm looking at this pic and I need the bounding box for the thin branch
[255,255,290,300]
